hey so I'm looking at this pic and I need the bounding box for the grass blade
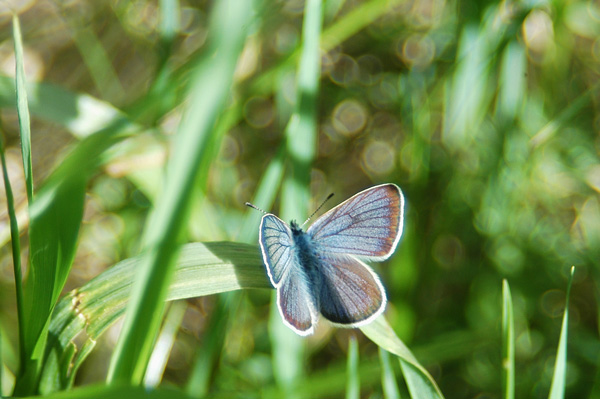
[64,17,125,101]
[269,0,322,396]
[238,147,285,243]
[14,120,137,395]
[502,280,515,399]
[280,0,322,221]
[0,123,25,376]
[12,15,33,203]
[380,348,400,399]
[42,242,268,393]
[361,317,444,399]
[159,0,181,43]
[548,266,575,399]
[185,293,234,397]
[107,0,254,385]
[346,336,359,399]
[21,384,197,399]
[144,301,186,387]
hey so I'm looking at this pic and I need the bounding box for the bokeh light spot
[332,99,368,136]
[361,140,396,175]
[329,54,359,86]
[523,10,555,57]
[243,96,274,129]
[400,34,436,68]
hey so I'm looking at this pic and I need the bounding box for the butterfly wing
[307,184,404,260]
[258,214,294,286]
[316,254,386,326]
[259,214,316,335]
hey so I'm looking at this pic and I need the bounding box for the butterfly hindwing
[277,264,317,335]
[316,254,386,326]
[306,184,404,261]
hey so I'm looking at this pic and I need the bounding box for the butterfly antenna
[245,202,268,215]
[302,193,334,227]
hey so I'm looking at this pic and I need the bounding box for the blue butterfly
[255,183,404,336]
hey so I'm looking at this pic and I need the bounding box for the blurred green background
[0,0,598,397]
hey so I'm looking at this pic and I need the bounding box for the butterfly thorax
[289,220,323,300]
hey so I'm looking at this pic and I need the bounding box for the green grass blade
[238,147,285,243]
[269,0,322,396]
[14,120,137,395]
[361,317,444,399]
[144,301,186,387]
[159,0,180,43]
[530,83,600,148]
[548,266,575,399]
[0,314,3,395]
[42,242,268,393]
[380,348,400,399]
[280,0,322,221]
[21,384,197,399]
[65,19,125,101]
[0,124,25,374]
[0,76,131,140]
[502,280,515,399]
[346,336,359,399]
[12,15,33,203]
[185,293,234,397]
[106,0,254,385]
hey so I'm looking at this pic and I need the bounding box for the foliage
[0,0,596,398]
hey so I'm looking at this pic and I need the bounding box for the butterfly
[253,183,404,336]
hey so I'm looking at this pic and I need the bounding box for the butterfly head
[289,220,304,236]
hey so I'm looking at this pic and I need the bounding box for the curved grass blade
[0,122,26,375]
[12,15,33,203]
[548,266,575,399]
[502,280,515,399]
[41,242,268,393]
[361,317,444,399]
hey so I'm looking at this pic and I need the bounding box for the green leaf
[502,280,515,399]
[0,76,128,140]
[361,317,444,399]
[144,301,187,387]
[379,348,400,399]
[269,0,323,395]
[106,0,255,385]
[346,336,359,399]
[185,293,234,397]
[15,120,137,395]
[23,384,197,399]
[0,119,26,374]
[12,15,33,203]
[42,242,269,394]
[548,266,575,399]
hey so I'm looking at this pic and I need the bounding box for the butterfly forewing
[307,184,404,260]
[259,214,295,285]
[317,255,386,326]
